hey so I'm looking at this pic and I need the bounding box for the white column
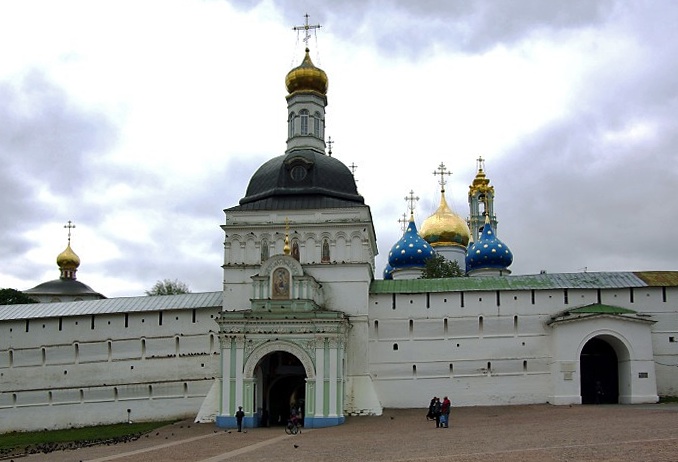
[315,339,325,417]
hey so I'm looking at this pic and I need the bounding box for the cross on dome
[476,156,486,172]
[398,212,409,232]
[404,190,420,219]
[293,13,321,47]
[433,162,452,193]
[64,220,76,245]
[327,136,334,156]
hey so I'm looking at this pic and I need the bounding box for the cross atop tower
[64,220,76,245]
[293,13,321,48]
[404,190,420,219]
[433,162,452,193]
[476,156,486,172]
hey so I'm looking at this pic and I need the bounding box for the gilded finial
[283,218,291,255]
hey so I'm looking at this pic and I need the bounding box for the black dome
[229,150,365,211]
[24,278,105,298]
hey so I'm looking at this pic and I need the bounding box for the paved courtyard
[15,403,678,462]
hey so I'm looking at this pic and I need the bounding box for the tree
[420,254,465,279]
[0,288,38,305]
[145,279,191,296]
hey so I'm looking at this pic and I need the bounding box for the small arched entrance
[580,337,619,404]
[256,351,306,426]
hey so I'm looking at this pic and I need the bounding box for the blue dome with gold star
[465,220,513,272]
[383,262,394,280]
[388,217,435,269]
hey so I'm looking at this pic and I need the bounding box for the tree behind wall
[420,254,465,279]
[145,279,191,296]
[0,288,38,305]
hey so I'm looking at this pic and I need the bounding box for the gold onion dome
[285,48,328,95]
[420,194,471,248]
[56,244,80,270]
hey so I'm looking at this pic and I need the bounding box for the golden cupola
[285,48,328,95]
[420,193,471,248]
[57,243,80,280]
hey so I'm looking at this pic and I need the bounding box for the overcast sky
[1,0,676,298]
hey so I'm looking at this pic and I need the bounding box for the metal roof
[369,272,659,294]
[0,292,222,321]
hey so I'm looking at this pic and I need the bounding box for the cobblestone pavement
[15,403,678,462]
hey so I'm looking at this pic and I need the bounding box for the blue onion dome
[383,262,394,280]
[466,218,513,272]
[388,216,435,269]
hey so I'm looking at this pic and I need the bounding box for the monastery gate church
[2,19,678,433]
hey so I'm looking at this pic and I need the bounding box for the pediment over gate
[251,254,325,311]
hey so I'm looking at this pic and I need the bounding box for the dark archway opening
[257,351,306,426]
[580,337,619,404]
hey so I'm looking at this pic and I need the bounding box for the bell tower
[468,157,498,241]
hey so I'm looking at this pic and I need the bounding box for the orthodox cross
[64,220,76,245]
[293,13,321,46]
[349,162,358,175]
[433,162,452,193]
[476,155,486,173]
[404,190,419,219]
[327,136,334,156]
[398,212,409,232]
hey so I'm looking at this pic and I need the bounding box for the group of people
[426,396,451,428]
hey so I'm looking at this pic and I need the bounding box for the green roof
[370,271,672,294]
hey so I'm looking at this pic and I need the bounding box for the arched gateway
[216,255,350,429]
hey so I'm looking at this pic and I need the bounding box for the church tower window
[288,112,295,138]
[314,111,322,137]
[300,109,309,135]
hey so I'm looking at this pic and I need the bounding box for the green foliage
[420,254,465,279]
[0,421,174,451]
[0,288,38,305]
[145,279,191,296]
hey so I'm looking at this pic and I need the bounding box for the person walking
[441,396,451,428]
[235,406,245,432]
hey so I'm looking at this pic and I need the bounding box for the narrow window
[288,113,295,138]
[449,363,454,375]
[41,347,46,365]
[479,316,484,333]
[563,289,569,305]
[531,290,535,305]
[74,343,79,363]
[125,313,129,328]
[108,341,112,361]
[460,292,465,308]
[141,339,147,357]
[300,109,309,135]
[158,311,163,326]
[496,291,501,306]
[313,111,321,137]
[25,320,29,333]
[523,360,528,372]
[90,315,95,330]
[513,315,518,332]
[444,318,448,335]
[392,294,396,310]
[663,286,667,303]
[412,364,417,376]
[393,343,399,351]
[9,350,14,367]
[426,293,430,309]
[629,288,634,303]
[409,319,414,334]
[374,320,379,335]
[487,362,492,373]
[192,309,197,323]
[58,317,63,331]
[597,289,602,304]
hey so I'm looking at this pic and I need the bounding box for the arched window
[288,112,295,138]
[321,239,330,263]
[261,239,269,262]
[314,111,322,137]
[300,110,309,135]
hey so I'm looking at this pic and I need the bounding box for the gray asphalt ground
[14,403,678,462]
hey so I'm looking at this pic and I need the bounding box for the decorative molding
[243,340,316,379]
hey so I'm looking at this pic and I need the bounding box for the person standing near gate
[235,406,245,432]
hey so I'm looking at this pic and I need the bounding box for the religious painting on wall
[321,239,330,263]
[272,267,291,299]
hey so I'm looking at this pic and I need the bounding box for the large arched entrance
[255,351,306,426]
[580,337,619,404]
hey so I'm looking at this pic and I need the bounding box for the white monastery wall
[0,306,221,432]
